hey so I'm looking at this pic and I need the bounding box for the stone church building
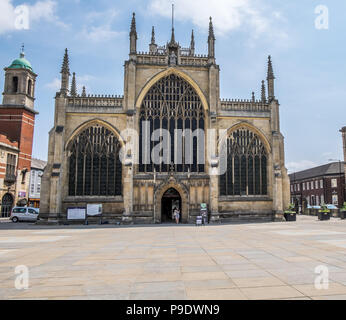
[40,13,290,224]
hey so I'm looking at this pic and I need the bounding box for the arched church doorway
[161,188,182,223]
[1,193,14,218]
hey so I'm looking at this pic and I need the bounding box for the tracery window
[68,125,122,197]
[139,74,205,173]
[220,128,268,196]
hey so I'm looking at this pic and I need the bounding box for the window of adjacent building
[315,181,318,189]
[27,79,32,96]
[321,195,325,204]
[303,183,305,191]
[12,76,18,93]
[291,185,293,192]
[331,179,337,188]
[30,170,36,194]
[307,182,310,190]
[36,172,42,194]
[6,154,16,179]
[316,195,319,206]
[332,194,338,205]
[297,184,300,192]
[320,180,323,189]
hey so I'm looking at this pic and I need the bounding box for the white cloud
[46,75,96,94]
[287,160,319,173]
[76,75,95,92]
[0,0,17,34]
[148,0,286,40]
[45,77,60,91]
[79,9,124,42]
[0,0,64,34]
[81,25,124,42]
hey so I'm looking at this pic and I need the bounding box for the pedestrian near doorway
[173,207,180,224]
[202,210,208,225]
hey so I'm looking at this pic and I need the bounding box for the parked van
[10,207,39,223]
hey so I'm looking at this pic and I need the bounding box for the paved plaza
[0,216,346,300]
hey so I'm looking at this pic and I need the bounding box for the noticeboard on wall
[87,204,103,216]
[67,208,86,220]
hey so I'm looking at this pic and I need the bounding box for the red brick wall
[0,108,35,172]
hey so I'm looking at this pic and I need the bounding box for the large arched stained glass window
[68,125,122,197]
[220,128,268,196]
[139,74,205,173]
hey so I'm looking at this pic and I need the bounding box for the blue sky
[0,0,345,173]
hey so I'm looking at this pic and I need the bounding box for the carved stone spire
[267,55,275,101]
[190,30,195,56]
[82,86,86,97]
[208,17,215,59]
[267,55,275,80]
[208,17,215,41]
[130,12,137,36]
[149,26,158,53]
[261,80,267,103]
[60,48,70,95]
[129,12,137,55]
[61,48,70,75]
[151,26,155,45]
[70,72,77,97]
[169,4,176,45]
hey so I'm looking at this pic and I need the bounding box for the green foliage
[284,203,296,214]
[341,202,346,212]
[319,203,330,213]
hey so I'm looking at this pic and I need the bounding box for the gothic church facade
[40,13,290,224]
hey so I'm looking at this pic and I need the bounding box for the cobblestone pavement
[0,216,346,300]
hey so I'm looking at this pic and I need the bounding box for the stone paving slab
[0,216,346,300]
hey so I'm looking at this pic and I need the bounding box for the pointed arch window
[68,125,122,197]
[139,74,205,173]
[220,128,268,196]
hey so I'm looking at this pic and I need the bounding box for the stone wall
[40,50,290,224]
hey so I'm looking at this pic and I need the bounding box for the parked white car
[10,207,39,223]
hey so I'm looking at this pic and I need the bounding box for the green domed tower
[8,52,33,72]
[2,45,37,110]
[0,46,38,213]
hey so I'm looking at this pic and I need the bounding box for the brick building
[289,162,345,211]
[0,48,38,217]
